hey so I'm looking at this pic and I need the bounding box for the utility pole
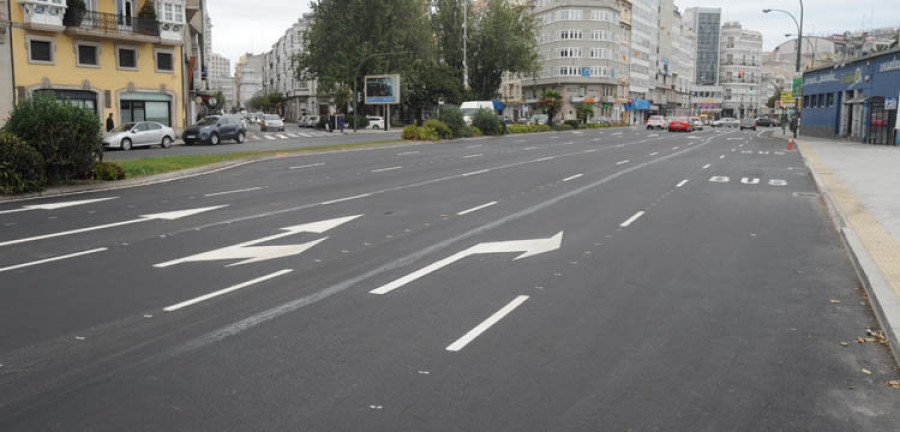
[463,0,469,91]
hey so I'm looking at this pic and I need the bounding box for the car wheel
[161,136,173,149]
[210,133,220,145]
[236,131,246,143]
[121,138,132,151]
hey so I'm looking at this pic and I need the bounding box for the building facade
[260,14,319,121]
[683,7,720,86]
[801,48,900,144]
[9,0,187,129]
[652,1,694,117]
[627,0,657,123]
[236,53,264,109]
[208,52,229,79]
[1,0,13,121]
[719,22,762,118]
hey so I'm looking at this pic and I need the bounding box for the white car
[260,114,285,132]
[690,117,704,130]
[646,115,667,129]
[367,116,385,130]
[103,121,175,150]
[306,115,320,128]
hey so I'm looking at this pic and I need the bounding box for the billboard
[365,74,401,104]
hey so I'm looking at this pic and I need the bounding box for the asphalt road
[104,123,403,161]
[1,126,898,430]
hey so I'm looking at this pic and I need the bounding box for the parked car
[740,117,757,131]
[103,121,176,151]
[530,114,549,125]
[668,117,692,132]
[712,117,739,128]
[589,116,611,125]
[367,116,385,130]
[260,114,285,132]
[755,117,774,127]
[646,115,667,129]
[183,115,247,145]
[690,116,704,130]
[305,115,320,128]
[460,101,495,125]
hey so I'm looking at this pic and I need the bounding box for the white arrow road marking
[446,295,529,352]
[154,215,362,268]
[0,197,119,215]
[0,205,227,248]
[164,269,293,312]
[370,232,563,295]
[741,177,760,184]
[709,176,730,183]
[0,248,107,274]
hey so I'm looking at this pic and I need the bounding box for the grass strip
[116,139,403,179]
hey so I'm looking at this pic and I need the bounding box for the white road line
[462,169,490,177]
[276,134,288,139]
[672,146,680,150]
[457,201,498,216]
[463,154,484,158]
[562,174,583,182]
[263,135,276,140]
[204,187,264,197]
[719,155,725,159]
[612,132,623,136]
[560,141,575,146]
[702,163,711,169]
[371,166,402,173]
[446,295,529,352]
[534,156,554,162]
[320,194,372,205]
[466,144,483,148]
[523,146,538,150]
[289,162,325,170]
[164,269,293,312]
[298,133,312,137]
[676,179,689,188]
[616,144,626,148]
[0,248,108,274]
[248,134,260,140]
[286,133,298,138]
[649,152,659,156]
[616,160,629,165]
[397,151,420,155]
[620,211,645,228]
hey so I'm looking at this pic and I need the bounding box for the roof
[804,47,900,75]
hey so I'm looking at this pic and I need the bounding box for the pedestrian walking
[106,113,115,132]
[337,115,345,133]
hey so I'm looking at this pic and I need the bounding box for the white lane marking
[264,135,277,140]
[462,169,490,177]
[0,197,119,215]
[616,160,629,165]
[728,138,743,141]
[774,151,785,155]
[286,133,298,138]
[739,144,744,147]
[320,194,372,205]
[248,134,261,140]
[676,179,689,188]
[371,166,402,173]
[289,162,325,170]
[769,179,788,186]
[710,176,730,183]
[562,174,583,182]
[616,144,626,148]
[620,211,645,228]
[397,151,420,155]
[164,269,293,312]
[649,152,659,156]
[647,134,659,137]
[560,141,575,146]
[0,206,226,248]
[457,201,498,216]
[731,148,736,152]
[672,146,680,150]
[534,156,554,162]
[298,133,313,137]
[583,149,598,153]
[593,138,601,142]
[204,187,264,197]
[466,144,483,148]
[702,163,711,169]
[446,295,529,352]
[719,155,725,159]
[523,147,538,150]
[0,248,108,273]
[463,154,484,159]
[612,132,623,136]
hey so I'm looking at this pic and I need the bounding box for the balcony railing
[74,11,160,36]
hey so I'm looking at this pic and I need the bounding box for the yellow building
[9,0,186,129]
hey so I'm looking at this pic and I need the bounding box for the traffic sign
[780,90,794,103]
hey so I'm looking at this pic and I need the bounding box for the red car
[668,118,692,132]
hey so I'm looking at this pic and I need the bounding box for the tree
[433,0,466,98]
[537,88,562,126]
[467,0,539,100]
[576,103,594,124]
[766,88,780,109]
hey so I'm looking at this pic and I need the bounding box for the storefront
[33,89,99,116]
[801,48,900,144]
[119,92,173,126]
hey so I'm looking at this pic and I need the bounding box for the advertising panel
[365,74,401,104]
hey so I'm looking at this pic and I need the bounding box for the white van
[460,101,495,125]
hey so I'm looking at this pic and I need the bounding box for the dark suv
[183,115,247,145]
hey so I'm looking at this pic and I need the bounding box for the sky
[208,0,900,72]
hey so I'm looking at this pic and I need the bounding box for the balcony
[19,0,67,31]
[65,11,184,45]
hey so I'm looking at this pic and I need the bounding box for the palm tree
[537,88,562,126]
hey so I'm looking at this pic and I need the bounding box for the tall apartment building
[0,0,13,121]
[653,1,695,116]
[627,0,658,123]
[719,22,763,118]
[261,14,319,121]
[524,0,629,122]
[683,7,720,85]
[236,53,264,109]
[207,52,235,111]
[208,53,230,79]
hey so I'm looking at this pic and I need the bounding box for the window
[27,37,54,64]
[803,95,810,108]
[155,50,174,72]
[591,66,608,77]
[591,30,611,41]
[558,47,581,58]
[590,48,609,59]
[555,9,583,21]
[557,30,582,40]
[818,94,825,107]
[591,10,613,21]
[76,43,99,67]
[558,66,580,76]
[117,46,138,69]
[827,93,834,107]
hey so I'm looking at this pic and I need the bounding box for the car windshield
[265,115,281,120]
[112,122,136,132]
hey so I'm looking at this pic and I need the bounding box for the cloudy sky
[209,0,900,73]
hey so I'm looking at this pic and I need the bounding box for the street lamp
[785,33,818,67]
[763,1,804,73]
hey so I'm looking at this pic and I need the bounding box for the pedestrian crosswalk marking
[287,133,298,138]
[299,133,312,137]
[277,134,288,139]
[263,135,276,140]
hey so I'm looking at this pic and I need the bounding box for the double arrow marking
[370,232,564,295]
[154,215,362,268]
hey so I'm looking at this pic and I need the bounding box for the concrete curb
[0,140,423,204]
[781,133,900,366]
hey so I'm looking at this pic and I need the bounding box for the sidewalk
[771,129,900,364]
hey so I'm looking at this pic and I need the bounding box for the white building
[262,14,319,122]
[208,53,231,79]
[653,1,695,117]
[236,53,265,110]
[719,22,763,118]
[627,0,658,123]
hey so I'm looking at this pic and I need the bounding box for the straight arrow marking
[0,197,119,215]
[369,232,563,295]
[0,205,227,248]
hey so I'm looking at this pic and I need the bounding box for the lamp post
[351,51,411,131]
[763,2,804,73]
[785,33,817,68]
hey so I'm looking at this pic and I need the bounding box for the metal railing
[72,11,159,37]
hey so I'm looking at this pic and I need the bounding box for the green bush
[437,104,466,138]
[423,119,452,139]
[468,126,483,137]
[552,124,575,131]
[349,115,370,129]
[585,122,603,129]
[4,94,101,183]
[417,126,440,141]
[0,132,46,194]
[471,108,503,136]
[507,124,533,134]
[94,161,126,181]
[401,125,419,140]
[564,119,580,129]
[533,125,551,132]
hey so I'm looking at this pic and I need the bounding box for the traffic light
[749,87,754,94]
[543,108,548,114]
[738,70,743,80]
[628,98,633,104]
[604,103,609,109]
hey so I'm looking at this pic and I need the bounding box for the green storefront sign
[792,77,803,97]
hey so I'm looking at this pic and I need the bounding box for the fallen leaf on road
[829,299,841,304]
[862,368,872,375]
[887,380,900,388]
[858,337,866,343]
